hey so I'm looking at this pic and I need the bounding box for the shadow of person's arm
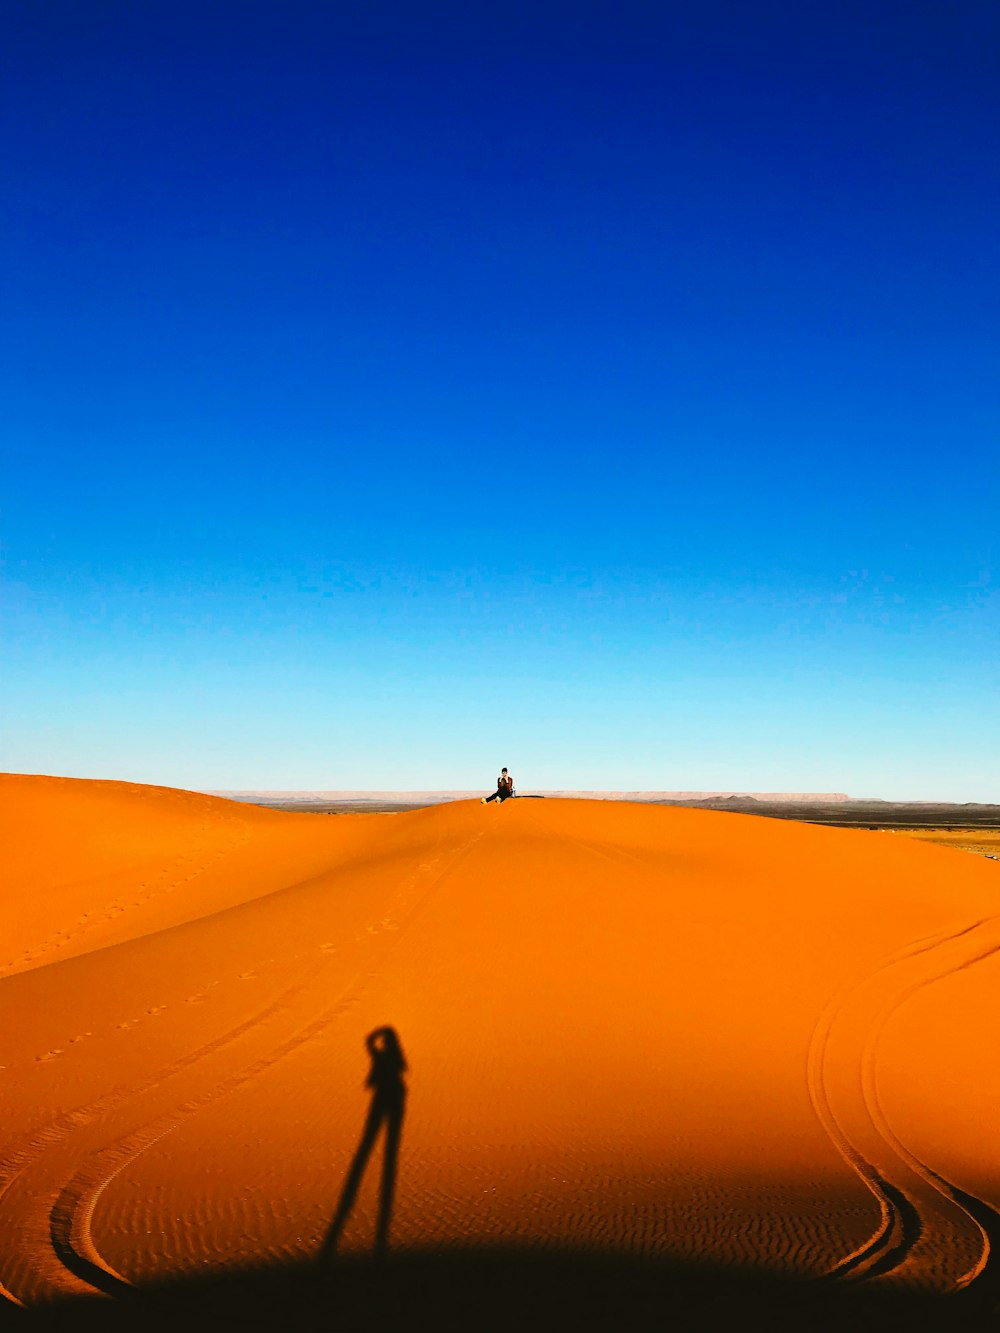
[365,1028,387,1057]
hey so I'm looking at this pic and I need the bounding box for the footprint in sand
[37,1050,62,1062]
[238,971,257,980]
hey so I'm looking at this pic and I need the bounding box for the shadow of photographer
[321,1026,407,1262]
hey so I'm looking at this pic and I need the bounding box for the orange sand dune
[2,773,1000,1312]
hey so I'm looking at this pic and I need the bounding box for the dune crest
[1,773,998,1309]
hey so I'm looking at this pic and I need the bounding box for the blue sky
[3,1,997,798]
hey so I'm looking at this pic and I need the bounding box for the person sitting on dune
[482,768,515,804]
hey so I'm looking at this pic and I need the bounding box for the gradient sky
[3,1,997,798]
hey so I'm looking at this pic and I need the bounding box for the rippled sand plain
[3,774,1000,1330]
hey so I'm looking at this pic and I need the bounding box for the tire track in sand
[4,825,485,1306]
[860,932,1000,1298]
[0,959,330,1305]
[808,913,1000,1293]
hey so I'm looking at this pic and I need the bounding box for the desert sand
[2,773,1000,1327]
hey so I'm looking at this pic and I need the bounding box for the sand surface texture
[2,774,999,1310]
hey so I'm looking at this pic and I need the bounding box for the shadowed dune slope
[2,774,1000,1311]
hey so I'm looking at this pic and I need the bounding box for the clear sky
[3,1,997,799]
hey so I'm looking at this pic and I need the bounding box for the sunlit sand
[2,773,999,1324]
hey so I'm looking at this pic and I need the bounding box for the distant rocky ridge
[210,790,1000,828]
[213,790,852,805]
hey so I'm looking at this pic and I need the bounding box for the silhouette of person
[322,1026,407,1261]
[482,767,514,803]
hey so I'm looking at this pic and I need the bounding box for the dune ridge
[2,773,999,1316]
